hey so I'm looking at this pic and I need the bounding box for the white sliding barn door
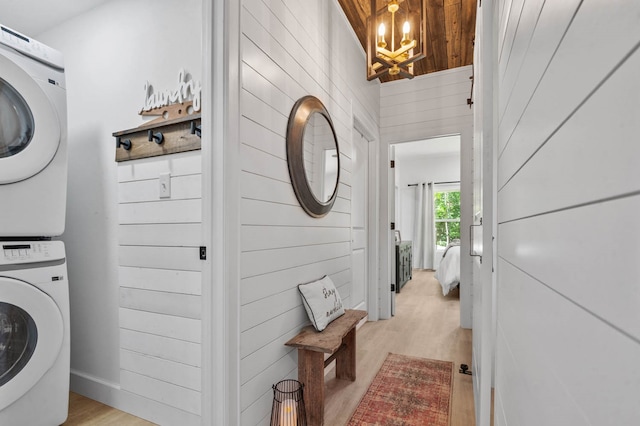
[351,128,368,310]
[472,1,497,426]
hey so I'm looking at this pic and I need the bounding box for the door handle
[470,224,482,263]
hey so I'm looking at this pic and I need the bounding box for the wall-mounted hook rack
[190,121,201,138]
[113,113,201,162]
[148,130,164,144]
[116,137,132,151]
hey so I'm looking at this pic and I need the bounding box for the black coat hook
[190,121,201,138]
[148,130,164,144]
[116,137,132,151]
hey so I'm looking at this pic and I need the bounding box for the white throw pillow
[298,275,345,331]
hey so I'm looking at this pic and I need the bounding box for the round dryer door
[0,277,63,411]
[0,53,61,184]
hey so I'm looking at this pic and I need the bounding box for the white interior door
[471,1,497,425]
[351,129,368,310]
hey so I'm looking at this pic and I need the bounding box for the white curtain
[412,182,435,269]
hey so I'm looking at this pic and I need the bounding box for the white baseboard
[352,301,366,311]
[70,369,120,404]
[70,370,201,426]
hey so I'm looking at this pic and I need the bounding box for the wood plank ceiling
[338,0,477,83]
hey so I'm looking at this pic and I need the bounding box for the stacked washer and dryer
[0,25,70,425]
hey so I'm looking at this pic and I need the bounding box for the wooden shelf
[113,113,201,162]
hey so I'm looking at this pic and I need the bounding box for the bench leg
[298,349,325,425]
[335,327,356,381]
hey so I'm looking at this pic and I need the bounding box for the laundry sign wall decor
[140,69,201,114]
[112,68,202,162]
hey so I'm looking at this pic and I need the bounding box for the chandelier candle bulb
[401,20,411,45]
[377,23,386,48]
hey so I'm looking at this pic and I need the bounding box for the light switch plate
[159,173,171,198]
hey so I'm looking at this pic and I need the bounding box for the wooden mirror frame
[286,96,340,218]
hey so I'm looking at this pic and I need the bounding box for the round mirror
[286,96,340,218]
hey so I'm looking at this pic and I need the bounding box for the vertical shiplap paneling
[117,150,202,422]
[495,1,640,424]
[239,0,379,424]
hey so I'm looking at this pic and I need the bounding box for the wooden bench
[285,309,367,425]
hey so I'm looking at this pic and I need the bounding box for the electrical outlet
[159,173,171,198]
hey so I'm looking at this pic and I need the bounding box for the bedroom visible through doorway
[393,135,462,304]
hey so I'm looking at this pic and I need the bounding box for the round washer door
[0,277,63,410]
[0,53,61,184]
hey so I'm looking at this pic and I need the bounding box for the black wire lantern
[270,379,306,426]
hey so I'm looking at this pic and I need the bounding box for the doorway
[391,135,467,325]
[351,127,369,311]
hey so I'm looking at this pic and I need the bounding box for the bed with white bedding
[434,242,460,296]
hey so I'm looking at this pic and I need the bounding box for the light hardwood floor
[64,269,474,425]
[324,269,475,425]
[63,392,154,425]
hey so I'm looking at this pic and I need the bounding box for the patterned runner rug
[347,353,453,425]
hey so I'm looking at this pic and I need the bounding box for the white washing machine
[0,241,70,425]
[0,24,67,238]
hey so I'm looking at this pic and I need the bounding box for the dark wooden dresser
[395,241,412,292]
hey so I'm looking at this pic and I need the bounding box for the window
[434,190,460,248]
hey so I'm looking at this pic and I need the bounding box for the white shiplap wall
[495,1,640,424]
[380,66,474,144]
[379,67,473,328]
[118,151,202,425]
[34,0,202,422]
[239,0,379,424]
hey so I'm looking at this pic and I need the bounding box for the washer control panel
[1,241,65,265]
[0,24,65,70]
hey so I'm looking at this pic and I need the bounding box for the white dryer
[0,241,70,425]
[0,25,67,238]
